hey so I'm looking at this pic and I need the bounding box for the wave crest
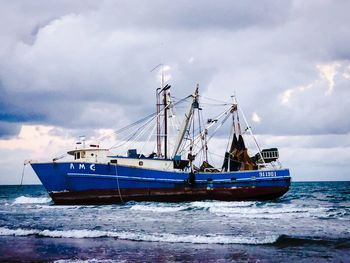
[130,204,187,213]
[13,196,51,204]
[0,227,278,245]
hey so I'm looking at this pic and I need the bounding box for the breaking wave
[198,202,335,219]
[13,196,52,204]
[0,227,279,245]
[1,227,348,249]
[129,201,256,213]
[126,201,341,219]
[130,204,188,213]
[190,201,256,209]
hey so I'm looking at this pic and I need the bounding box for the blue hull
[31,162,291,204]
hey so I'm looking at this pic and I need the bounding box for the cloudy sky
[0,0,349,184]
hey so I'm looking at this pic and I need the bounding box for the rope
[20,160,31,186]
[201,96,232,104]
[20,164,26,186]
[114,164,123,203]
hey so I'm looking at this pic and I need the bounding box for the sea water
[0,182,349,262]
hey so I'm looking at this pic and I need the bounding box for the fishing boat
[30,83,290,204]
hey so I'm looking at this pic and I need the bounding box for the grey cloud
[0,0,350,139]
[94,0,291,31]
[0,121,20,138]
[1,0,350,184]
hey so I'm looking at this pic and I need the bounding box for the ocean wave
[129,201,256,213]
[0,227,38,236]
[207,204,331,219]
[190,201,255,209]
[130,204,188,213]
[13,196,52,204]
[37,205,84,210]
[0,227,278,245]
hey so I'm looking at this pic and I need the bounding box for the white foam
[208,204,329,219]
[38,205,83,210]
[41,229,110,238]
[190,201,255,209]
[0,227,39,236]
[13,196,51,204]
[0,227,279,245]
[130,204,187,213]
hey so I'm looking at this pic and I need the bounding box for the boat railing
[262,150,279,160]
[256,149,279,163]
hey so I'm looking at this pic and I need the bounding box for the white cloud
[252,112,261,123]
[0,125,75,158]
[343,65,350,79]
[316,62,340,95]
[280,83,313,105]
[280,88,294,105]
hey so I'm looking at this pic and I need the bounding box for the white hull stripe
[67,172,290,183]
[67,173,184,182]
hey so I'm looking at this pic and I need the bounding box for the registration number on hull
[259,171,277,177]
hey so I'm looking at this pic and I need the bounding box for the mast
[157,84,171,159]
[160,66,164,157]
[151,63,165,157]
[204,128,209,162]
[172,85,199,158]
[156,88,161,156]
[164,87,168,159]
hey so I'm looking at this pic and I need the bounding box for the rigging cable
[238,105,269,169]
[98,95,192,143]
[109,111,159,150]
[188,107,232,158]
[183,106,232,154]
[139,116,158,155]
